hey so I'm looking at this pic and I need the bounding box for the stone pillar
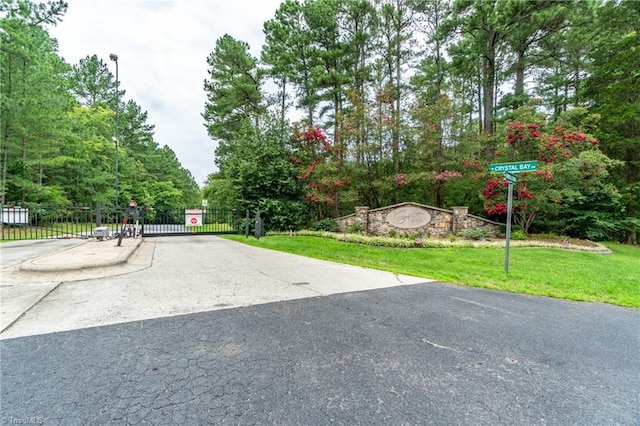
[451,206,468,235]
[354,206,369,232]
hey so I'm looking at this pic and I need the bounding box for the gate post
[255,209,264,239]
[96,202,102,227]
[140,204,145,237]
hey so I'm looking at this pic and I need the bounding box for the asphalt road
[1,237,638,425]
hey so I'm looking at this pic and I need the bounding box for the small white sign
[185,209,203,226]
[1,207,29,224]
[201,199,208,207]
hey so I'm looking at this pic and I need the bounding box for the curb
[19,238,143,273]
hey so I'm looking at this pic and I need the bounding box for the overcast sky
[48,0,285,187]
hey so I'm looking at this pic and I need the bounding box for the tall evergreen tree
[584,0,640,244]
[203,33,264,155]
[377,0,416,202]
[499,0,569,110]
[444,0,502,136]
[262,0,319,126]
[69,54,122,108]
[1,4,73,204]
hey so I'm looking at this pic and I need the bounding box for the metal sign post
[505,171,517,184]
[489,162,536,274]
[505,180,514,274]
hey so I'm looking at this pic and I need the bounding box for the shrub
[403,231,422,240]
[347,223,364,234]
[266,230,609,252]
[462,228,493,240]
[312,218,340,232]
[258,199,307,232]
[510,229,527,240]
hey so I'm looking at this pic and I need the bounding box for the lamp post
[109,53,119,209]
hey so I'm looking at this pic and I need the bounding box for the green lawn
[185,223,236,232]
[224,234,640,308]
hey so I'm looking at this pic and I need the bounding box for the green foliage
[400,231,421,240]
[257,198,306,232]
[69,54,121,108]
[210,113,307,232]
[311,218,340,232]
[1,13,74,205]
[261,0,322,123]
[203,34,264,145]
[480,106,624,240]
[510,229,527,240]
[582,0,640,244]
[347,223,364,234]
[202,174,236,207]
[0,3,199,210]
[4,0,638,248]
[462,227,493,240]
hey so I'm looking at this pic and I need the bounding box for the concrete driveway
[1,236,427,338]
[1,236,638,424]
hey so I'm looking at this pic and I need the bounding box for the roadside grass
[224,234,640,308]
[185,223,236,232]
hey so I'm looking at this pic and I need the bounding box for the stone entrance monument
[336,202,501,238]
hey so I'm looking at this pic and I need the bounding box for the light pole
[109,53,119,209]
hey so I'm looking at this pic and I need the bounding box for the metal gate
[1,203,113,241]
[140,206,241,237]
[0,203,242,241]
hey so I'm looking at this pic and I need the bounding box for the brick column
[451,206,468,235]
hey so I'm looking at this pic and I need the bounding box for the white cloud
[49,0,283,187]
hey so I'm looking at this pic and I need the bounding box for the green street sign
[504,172,517,184]
[489,161,537,173]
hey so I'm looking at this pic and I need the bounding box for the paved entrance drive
[1,236,427,338]
[1,236,638,424]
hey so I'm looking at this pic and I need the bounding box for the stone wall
[335,202,501,238]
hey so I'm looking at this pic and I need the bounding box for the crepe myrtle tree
[289,125,349,221]
[477,109,623,239]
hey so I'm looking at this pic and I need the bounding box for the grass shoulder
[223,232,639,308]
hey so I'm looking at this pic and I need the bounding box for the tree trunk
[514,49,526,108]
[1,123,8,207]
[280,75,287,127]
[435,180,443,209]
[392,16,403,205]
[482,29,497,136]
[477,76,483,133]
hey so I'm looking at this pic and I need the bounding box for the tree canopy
[2,0,637,242]
[203,0,638,242]
[1,0,200,210]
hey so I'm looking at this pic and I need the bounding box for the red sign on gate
[185,209,202,226]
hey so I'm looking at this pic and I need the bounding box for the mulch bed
[525,235,600,248]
